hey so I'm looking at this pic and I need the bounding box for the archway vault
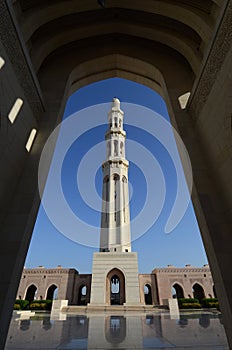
[1,1,232,348]
[69,54,164,97]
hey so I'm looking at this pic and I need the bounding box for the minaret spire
[100,98,131,252]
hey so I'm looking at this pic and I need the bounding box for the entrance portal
[106,268,125,305]
[144,284,153,305]
[25,284,37,302]
[192,283,205,302]
[172,283,184,299]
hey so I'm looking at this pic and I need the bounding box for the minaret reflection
[87,314,143,349]
[105,316,126,344]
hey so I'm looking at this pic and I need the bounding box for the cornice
[23,267,78,275]
[153,267,211,274]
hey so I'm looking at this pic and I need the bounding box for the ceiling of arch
[12,0,223,92]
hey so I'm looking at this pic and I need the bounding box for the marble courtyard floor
[5,309,229,349]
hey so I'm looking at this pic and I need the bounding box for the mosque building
[17,99,215,307]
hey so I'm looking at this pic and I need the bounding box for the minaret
[100,98,131,253]
[89,98,141,307]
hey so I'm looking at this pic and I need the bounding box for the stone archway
[172,283,185,299]
[25,284,37,302]
[1,2,232,348]
[46,284,58,300]
[192,283,205,302]
[78,285,88,305]
[144,284,153,305]
[106,268,125,305]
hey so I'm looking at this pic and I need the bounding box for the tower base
[89,252,142,306]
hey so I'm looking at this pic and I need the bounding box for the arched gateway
[106,269,125,305]
[1,2,232,348]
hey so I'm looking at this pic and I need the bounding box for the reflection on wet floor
[5,311,229,349]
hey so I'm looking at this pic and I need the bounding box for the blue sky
[26,78,208,273]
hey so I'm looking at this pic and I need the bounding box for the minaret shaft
[100,98,131,253]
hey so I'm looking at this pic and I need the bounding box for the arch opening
[78,285,88,305]
[106,268,125,305]
[144,284,152,305]
[46,284,58,300]
[25,284,37,302]
[192,283,205,301]
[172,283,184,299]
[0,0,231,346]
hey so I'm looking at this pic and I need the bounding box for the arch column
[168,86,232,346]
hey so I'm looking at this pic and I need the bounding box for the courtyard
[5,310,228,349]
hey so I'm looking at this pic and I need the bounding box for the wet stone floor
[5,310,229,350]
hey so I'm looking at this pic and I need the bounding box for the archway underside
[1,0,232,348]
[13,0,223,80]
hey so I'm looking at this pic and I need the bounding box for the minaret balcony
[105,129,126,139]
[102,159,129,169]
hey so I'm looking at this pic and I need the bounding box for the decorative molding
[0,1,44,120]
[189,1,232,117]
[153,267,211,274]
[23,268,78,274]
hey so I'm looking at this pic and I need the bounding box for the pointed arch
[192,283,205,301]
[78,284,88,305]
[106,268,125,305]
[46,284,58,300]
[144,284,153,305]
[112,174,120,223]
[25,284,37,302]
[172,283,184,299]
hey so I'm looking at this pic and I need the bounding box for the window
[0,57,5,69]
[114,140,118,156]
[120,141,123,155]
[25,128,37,152]
[178,92,190,109]
[8,98,23,124]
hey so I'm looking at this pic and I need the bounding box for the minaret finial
[112,97,120,109]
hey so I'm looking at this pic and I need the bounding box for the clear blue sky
[26,78,208,273]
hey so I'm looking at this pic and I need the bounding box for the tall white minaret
[90,98,141,306]
[100,98,131,253]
